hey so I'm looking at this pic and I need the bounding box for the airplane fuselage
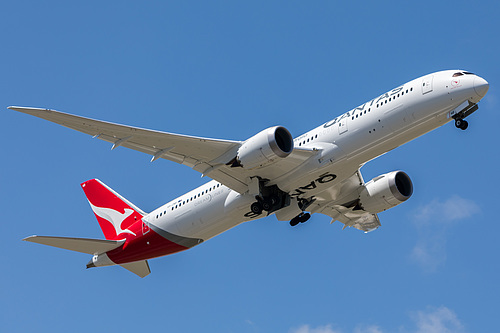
[96,69,489,266]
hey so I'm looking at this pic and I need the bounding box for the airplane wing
[9,107,317,193]
[309,170,382,232]
[319,204,381,232]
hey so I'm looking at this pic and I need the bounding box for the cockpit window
[463,72,475,75]
[453,72,464,77]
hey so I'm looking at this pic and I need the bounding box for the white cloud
[289,324,342,333]
[353,325,383,333]
[413,195,480,225]
[290,306,464,333]
[411,306,465,333]
[410,196,480,272]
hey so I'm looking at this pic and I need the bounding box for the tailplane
[23,235,124,254]
[24,236,151,277]
[120,260,151,278]
[81,179,145,240]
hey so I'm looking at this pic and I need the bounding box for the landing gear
[455,118,468,130]
[251,202,263,215]
[262,196,279,211]
[249,179,287,216]
[290,213,311,226]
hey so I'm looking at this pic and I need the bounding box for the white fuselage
[146,70,487,242]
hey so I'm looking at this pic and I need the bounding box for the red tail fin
[81,179,145,240]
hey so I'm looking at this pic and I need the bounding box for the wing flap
[320,205,381,232]
[310,170,381,232]
[23,235,125,254]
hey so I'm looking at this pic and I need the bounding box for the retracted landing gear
[290,212,311,226]
[455,118,468,130]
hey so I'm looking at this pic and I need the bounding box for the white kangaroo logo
[88,201,137,236]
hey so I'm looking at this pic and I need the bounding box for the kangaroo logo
[88,201,137,236]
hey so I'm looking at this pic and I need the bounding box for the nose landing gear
[455,118,468,130]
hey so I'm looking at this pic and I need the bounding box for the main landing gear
[455,118,468,130]
[290,212,311,226]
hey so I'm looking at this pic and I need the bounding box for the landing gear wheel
[251,202,263,215]
[460,120,468,130]
[455,118,468,130]
[262,199,273,211]
[289,212,311,226]
[299,213,311,223]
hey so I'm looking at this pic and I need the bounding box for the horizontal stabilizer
[120,260,151,278]
[23,236,125,255]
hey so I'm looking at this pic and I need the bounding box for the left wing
[309,170,381,232]
[318,204,381,232]
[9,107,316,193]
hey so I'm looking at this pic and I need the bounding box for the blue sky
[2,1,499,332]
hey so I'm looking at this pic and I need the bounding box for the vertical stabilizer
[81,179,145,240]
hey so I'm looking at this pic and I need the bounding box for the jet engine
[359,171,413,214]
[234,126,294,169]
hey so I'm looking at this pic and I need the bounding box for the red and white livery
[13,70,489,277]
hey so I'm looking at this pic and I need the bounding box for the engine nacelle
[236,126,293,169]
[359,171,413,214]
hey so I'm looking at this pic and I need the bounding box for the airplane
[10,69,489,278]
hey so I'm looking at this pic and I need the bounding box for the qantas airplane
[11,69,489,277]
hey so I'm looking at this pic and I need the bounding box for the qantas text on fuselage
[11,69,489,277]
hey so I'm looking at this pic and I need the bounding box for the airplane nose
[474,76,489,98]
